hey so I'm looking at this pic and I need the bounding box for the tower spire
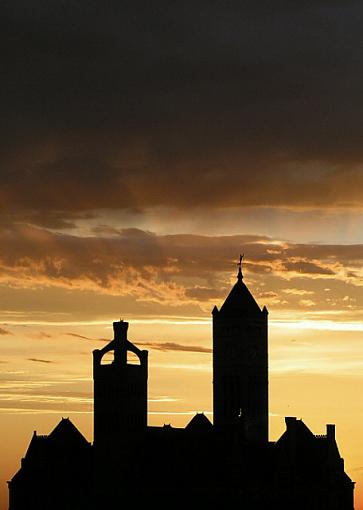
[213,258,268,442]
[237,253,244,281]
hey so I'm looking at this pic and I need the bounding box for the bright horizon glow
[2,316,363,332]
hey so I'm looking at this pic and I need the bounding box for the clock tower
[212,257,268,442]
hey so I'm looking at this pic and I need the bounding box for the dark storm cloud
[2,1,363,215]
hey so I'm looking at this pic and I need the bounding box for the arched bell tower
[93,320,148,451]
[212,257,268,442]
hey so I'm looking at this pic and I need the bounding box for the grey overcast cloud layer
[2,1,363,219]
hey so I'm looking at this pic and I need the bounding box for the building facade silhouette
[93,319,148,448]
[213,262,268,441]
[8,263,355,509]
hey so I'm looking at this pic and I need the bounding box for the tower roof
[219,263,262,317]
[186,412,213,431]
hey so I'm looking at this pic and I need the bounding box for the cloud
[1,225,363,314]
[66,332,108,342]
[138,342,212,354]
[0,327,12,335]
[298,299,316,308]
[0,375,93,414]
[66,333,212,354]
[3,2,363,218]
[66,333,94,341]
[184,286,227,301]
[27,331,53,340]
[282,260,335,276]
[27,358,54,364]
[258,291,278,299]
[283,289,315,296]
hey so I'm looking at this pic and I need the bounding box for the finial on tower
[237,253,244,281]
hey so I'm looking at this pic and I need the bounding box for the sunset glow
[3,2,363,508]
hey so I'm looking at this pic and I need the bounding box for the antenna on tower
[237,253,244,281]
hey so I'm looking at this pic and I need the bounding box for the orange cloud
[1,225,363,318]
[27,358,54,364]
[137,341,212,354]
[0,327,12,335]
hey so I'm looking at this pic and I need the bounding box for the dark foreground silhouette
[8,262,355,509]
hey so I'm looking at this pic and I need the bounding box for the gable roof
[274,417,354,483]
[186,413,213,432]
[8,418,91,485]
[48,418,90,447]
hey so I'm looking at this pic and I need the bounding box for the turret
[212,256,268,442]
[93,320,148,451]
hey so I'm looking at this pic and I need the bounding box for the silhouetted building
[8,418,92,510]
[213,261,268,441]
[93,320,148,449]
[92,319,148,497]
[8,261,355,509]
[273,418,354,509]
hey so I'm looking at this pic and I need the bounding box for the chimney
[326,424,335,441]
[285,416,297,430]
[285,417,297,464]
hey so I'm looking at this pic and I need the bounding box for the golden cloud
[1,225,363,317]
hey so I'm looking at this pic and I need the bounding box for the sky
[2,1,363,508]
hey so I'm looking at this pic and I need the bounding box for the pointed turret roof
[219,259,261,317]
